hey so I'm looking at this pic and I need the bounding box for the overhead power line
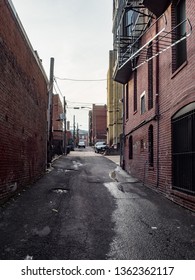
[53,77,64,98]
[55,76,107,82]
[67,100,105,106]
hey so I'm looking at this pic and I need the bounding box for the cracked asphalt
[0,148,194,260]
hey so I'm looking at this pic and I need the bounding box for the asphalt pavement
[0,148,194,260]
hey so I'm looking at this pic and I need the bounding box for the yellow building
[107,50,123,149]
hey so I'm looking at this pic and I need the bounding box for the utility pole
[47,57,54,165]
[76,123,79,145]
[73,115,76,146]
[63,96,67,155]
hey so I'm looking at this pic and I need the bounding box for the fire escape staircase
[113,0,192,84]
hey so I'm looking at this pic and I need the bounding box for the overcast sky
[12,0,113,130]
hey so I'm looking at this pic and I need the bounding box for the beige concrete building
[107,50,123,149]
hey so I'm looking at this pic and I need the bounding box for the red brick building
[113,0,195,210]
[52,94,74,154]
[90,104,107,145]
[52,94,63,155]
[0,0,48,203]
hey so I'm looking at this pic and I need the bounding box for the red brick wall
[92,105,107,143]
[0,0,48,203]
[52,94,63,132]
[157,2,195,210]
[123,1,195,210]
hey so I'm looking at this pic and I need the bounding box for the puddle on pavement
[109,170,116,180]
[52,188,69,194]
[72,161,83,170]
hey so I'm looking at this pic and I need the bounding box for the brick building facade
[90,104,107,145]
[0,0,48,203]
[113,0,195,211]
[52,94,64,155]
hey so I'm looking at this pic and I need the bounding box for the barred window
[147,43,153,110]
[134,69,137,112]
[141,92,146,115]
[129,135,133,159]
[125,83,129,120]
[148,125,154,167]
[172,0,187,72]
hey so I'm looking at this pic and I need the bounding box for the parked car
[94,142,107,153]
[78,141,85,148]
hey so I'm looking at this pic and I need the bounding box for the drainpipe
[155,21,160,188]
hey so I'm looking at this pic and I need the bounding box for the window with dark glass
[134,69,137,112]
[140,139,144,152]
[129,135,133,159]
[126,83,129,120]
[148,125,154,167]
[147,43,153,110]
[172,103,195,194]
[123,9,139,37]
[141,93,146,115]
[124,10,133,36]
[172,0,187,72]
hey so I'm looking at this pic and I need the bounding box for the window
[172,0,187,72]
[134,69,137,112]
[147,43,153,110]
[172,102,195,194]
[129,135,133,159]
[140,92,146,114]
[124,10,133,36]
[123,9,139,37]
[125,83,129,120]
[140,139,144,152]
[148,125,154,167]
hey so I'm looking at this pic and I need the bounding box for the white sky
[12,0,113,130]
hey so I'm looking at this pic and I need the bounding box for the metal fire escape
[113,0,192,84]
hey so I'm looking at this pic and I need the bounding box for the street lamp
[81,106,92,110]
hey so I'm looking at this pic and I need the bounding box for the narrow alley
[0,149,194,260]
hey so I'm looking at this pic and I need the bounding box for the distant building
[52,94,63,155]
[90,104,107,145]
[112,0,195,211]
